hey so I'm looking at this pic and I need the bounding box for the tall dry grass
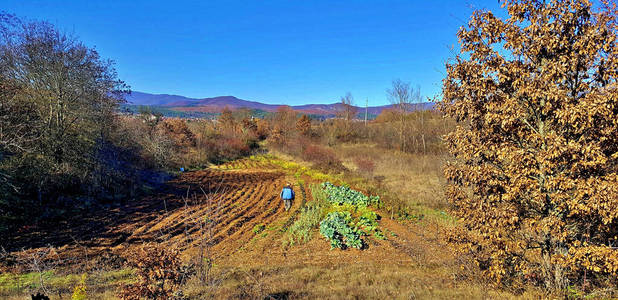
[333,144,448,211]
[203,262,543,300]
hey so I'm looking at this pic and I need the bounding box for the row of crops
[320,182,380,207]
[316,182,385,249]
[219,155,385,250]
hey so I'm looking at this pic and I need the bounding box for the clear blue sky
[3,0,502,106]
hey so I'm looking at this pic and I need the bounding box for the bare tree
[414,85,425,154]
[386,79,420,152]
[0,14,128,214]
[337,92,357,121]
[269,105,297,144]
[335,92,357,141]
[9,246,62,297]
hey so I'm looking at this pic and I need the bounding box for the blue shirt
[280,187,295,200]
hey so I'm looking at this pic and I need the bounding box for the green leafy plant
[286,183,384,250]
[356,211,385,240]
[319,212,363,249]
[320,182,380,207]
[284,184,328,246]
[285,202,325,246]
[315,183,386,249]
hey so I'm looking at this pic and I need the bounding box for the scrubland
[0,105,541,299]
[3,1,618,298]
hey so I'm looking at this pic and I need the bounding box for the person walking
[280,183,295,211]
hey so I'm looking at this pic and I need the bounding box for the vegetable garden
[220,155,387,250]
[316,182,385,249]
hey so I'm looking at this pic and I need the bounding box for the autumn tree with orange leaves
[296,114,312,136]
[440,0,618,291]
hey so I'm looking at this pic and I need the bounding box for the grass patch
[247,154,345,184]
[0,268,134,298]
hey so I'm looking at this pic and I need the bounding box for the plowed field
[6,165,294,263]
[4,157,529,299]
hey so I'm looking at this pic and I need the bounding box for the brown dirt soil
[3,158,539,299]
[5,167,289,267]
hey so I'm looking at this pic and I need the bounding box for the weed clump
[71,274,87,300]
[285,199,327,246]
[252,224,265,234]
[117,244,194,300]
[353,157,375,175]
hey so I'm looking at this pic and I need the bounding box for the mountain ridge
[124,91,433,116]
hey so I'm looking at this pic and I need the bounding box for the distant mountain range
[124,91,434,116]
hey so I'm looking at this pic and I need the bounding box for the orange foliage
[296,114,312,136]
[373,109,399,123]
[160,118,196,148]
[440,0,618,290]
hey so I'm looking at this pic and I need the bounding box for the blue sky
[3,0,503,106]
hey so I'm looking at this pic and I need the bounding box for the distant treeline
[121,104,272,119]
[120,104,379,121]
[120,104,217,119]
